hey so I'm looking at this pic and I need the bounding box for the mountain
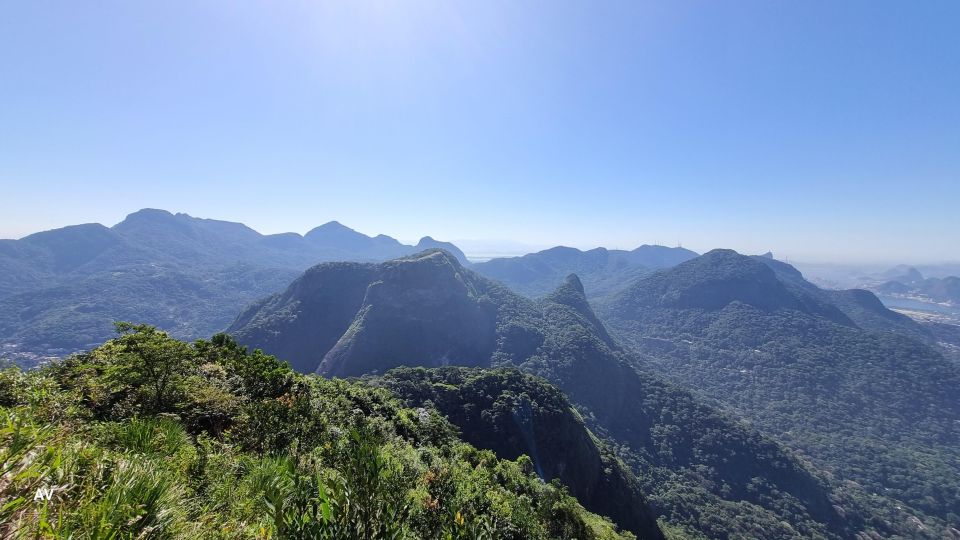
[879,265,926,285]
[0,326,639,539]
[414,236,470,265]
[230,249,861,539]
[381,366,664,539]
[0,210,466,362]
[599,249,960,533]
[472,244,698,299]
[754,255,933,342]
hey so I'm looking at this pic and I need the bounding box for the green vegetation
[0,209,467,360]
[601,249,960,537]
[230,250,855,538]
[0,324,636,539]
[380,366,663,539]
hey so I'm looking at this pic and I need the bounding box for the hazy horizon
[3,206,958,267]
[2,1,958,264]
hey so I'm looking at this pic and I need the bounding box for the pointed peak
[309,220,354,233]
[545,273,589,306]
[414,237,469,265]
[304,221,371,245]
[563,273,585,296]
[544,273,617,347]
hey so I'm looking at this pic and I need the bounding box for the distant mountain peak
[111,209,194,237]
[542,273,619,348]
[608,248,863,328]
[306,220,357,235]
[414,237,470,265]
[116,208,177,225]
[304,220,376,249]
[563,273,586,295]
[128,208,175,218]
[543,273,589,306]
[613,249,807,312]
[398,247,464,268]
[903,267,924,282]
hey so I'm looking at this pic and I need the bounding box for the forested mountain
[230,249,877,539]
[599,249,960,534]
[380,367,664,539]
[472,245,697,299]
[753,256,933,342]
[0,209,466,361]
[0,326,639,539]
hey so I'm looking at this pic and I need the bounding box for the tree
[97,322,194,413]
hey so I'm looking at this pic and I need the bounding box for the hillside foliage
[601,250,960,537]
[0,324,636,539]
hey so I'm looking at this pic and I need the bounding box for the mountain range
[380,366,664,539]
[598,249,960,533]
[5,211,960,538]
[227,248,953,538]
[0,209,466,362]
[471,245,698,299]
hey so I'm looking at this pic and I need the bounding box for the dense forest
[0,325,641,539]
[600,249,960,536]
[4,241,959,539]
[229,249,916,539]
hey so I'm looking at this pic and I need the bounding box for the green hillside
[229,249,855,539]
[600,249,960,535]
[0,325,636,539]
[0,210,467,362]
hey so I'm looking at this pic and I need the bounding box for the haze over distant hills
[874,267,960,306]
[0,209,467,361]
[4,205,960,537]
[1,209,705,362]
[472,245,698,299]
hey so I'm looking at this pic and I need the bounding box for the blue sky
[1,1,957,263]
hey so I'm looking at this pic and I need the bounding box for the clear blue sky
[1,1,957,263]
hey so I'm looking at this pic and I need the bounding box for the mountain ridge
[0,210,468,361]
[228,248,857,539]
[472,244,698,299]
[599,249,960,533]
